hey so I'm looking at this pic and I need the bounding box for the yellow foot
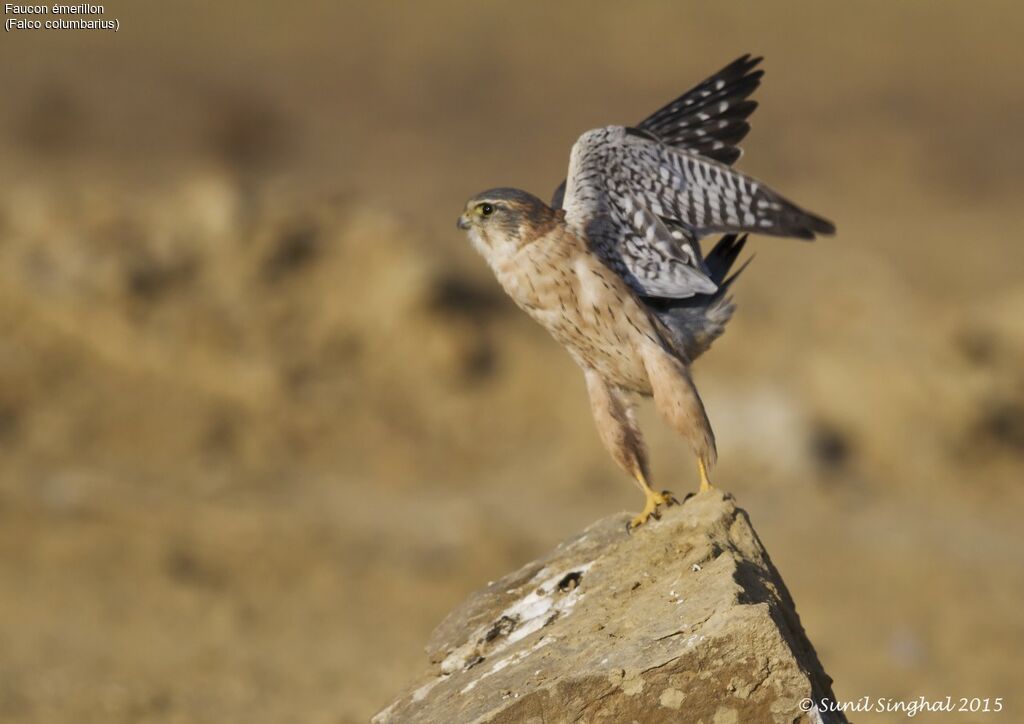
[629,489,678,530]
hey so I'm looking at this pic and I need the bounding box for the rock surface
[374,490,846,723]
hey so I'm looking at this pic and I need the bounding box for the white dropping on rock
[439,563,594,677]
[499,563,593,646]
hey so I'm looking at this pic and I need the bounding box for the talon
[629,511,651,529]
[629,487,676,529]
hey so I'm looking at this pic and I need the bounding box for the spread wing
[562,126,834,299]
[635,53,762,165]
[552,55,763,209]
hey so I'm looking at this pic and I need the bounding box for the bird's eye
[478,203,494,217]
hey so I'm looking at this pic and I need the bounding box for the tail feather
[704,233,749,285]
[647,234,751,360]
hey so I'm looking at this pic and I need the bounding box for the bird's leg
[698,458,714,493]
[583,369,675,529]
[642,344,719,496]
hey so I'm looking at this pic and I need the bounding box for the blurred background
[0,1,1022,722]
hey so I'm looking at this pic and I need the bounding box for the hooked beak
[456,214,471,231]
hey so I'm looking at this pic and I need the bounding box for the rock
[373,490,846,724]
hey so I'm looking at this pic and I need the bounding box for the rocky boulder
[374,490,845,723]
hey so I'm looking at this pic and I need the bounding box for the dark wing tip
[624,126,661,142]
[722,99,758,120]
[551,180,567,209]
[809,213,837,236]
[756,185,836,240]
[789,210,836,239]
[716,148,743,165]
[722,54,764,75]
[638,55,766,165]
[756,201,837,242]
[786,213,836,241]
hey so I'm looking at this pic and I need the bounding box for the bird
[456,56,834,529]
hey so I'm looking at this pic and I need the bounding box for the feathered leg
[583,368,676,528]
[642,344,718,493]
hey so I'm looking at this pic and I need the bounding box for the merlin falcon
[457,56,834,528]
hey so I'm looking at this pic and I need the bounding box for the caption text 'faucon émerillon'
[4,4,118,32]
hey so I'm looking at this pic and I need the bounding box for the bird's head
[457,188,557,260]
